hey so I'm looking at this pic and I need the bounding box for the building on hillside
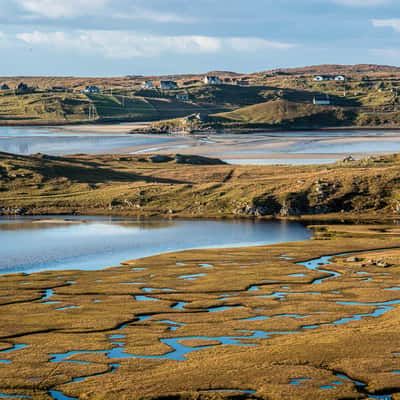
[142,81,154,89]
[160,80,178,90]
[313,75,346,82]
[0,84,10,91]
[236,80,250,86]
[203,76,222,85]
[50,86,66,92]
[83,86,100,94]
[313,95,331,105]
[176,93,190,101]
[15,82,29,93]
[314,75,332,82]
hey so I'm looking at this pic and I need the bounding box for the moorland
[0,151,399,220]
[1,64,400,130]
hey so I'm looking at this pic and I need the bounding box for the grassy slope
[213,99,354,127]
[1,152,400,219]
[0,92,92,124]
[2,64,400,126]
[0,91,224,125]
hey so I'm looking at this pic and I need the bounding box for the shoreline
[2,120,400,133]
[1,210,398,224]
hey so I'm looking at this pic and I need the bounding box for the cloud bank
[14,30,296,59]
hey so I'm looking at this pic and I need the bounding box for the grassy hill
[1,151,400,219]
[0,91,224,125]
[1,64,400,126]
[213,99,355,127]
[0,92,92,125]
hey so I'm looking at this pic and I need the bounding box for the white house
[142,81,154,89]
[313,95,331,105]
[160,80,178,90]
[83,86,100,94]
[204,76,222,85]
[313,75,346,82]
[176,93,189,101]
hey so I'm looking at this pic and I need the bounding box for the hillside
[0,91,222,125]
[1,64,400,127]
[261,64,400,76]
[213,99,354,127]
[1,151,400,219]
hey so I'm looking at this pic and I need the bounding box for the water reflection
[0,127,176,155]
[0,216,310,274]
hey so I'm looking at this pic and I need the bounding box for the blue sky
[0,0,399,76]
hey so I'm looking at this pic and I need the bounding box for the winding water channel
[2,247,397,399]
[1,216,399,398]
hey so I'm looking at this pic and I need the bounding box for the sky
[0,0,399,76]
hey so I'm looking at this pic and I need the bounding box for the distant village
[0,74,348,105]
[1,71,398,113]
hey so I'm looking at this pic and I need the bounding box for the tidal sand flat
[0,224,399,399]
[2,127,400,165]
[0,126,181,156]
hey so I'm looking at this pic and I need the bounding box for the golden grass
[1,152,400,220]
[0,225,399,399]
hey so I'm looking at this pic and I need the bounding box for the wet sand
[56,122,152,135]
[22,124,400,164]
[116,132,400,164]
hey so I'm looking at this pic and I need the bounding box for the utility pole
[88,104,97,121]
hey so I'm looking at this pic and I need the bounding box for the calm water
[228,138,400,155]
[1,127,400,159]
[224,159,338,165]
[0,127,177,155]
[0,216,310,274]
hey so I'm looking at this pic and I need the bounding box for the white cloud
[113,8,196,23]
[15,30,296,59]
[372,18,400,32]
[16,0,110,18]
[14,0,196,22]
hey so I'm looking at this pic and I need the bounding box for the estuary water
[0,216,310,274]
[1,127,400,164]
[0,126,178,155]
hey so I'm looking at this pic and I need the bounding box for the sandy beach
[56,122,152,135]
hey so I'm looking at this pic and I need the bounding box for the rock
[279,192,309,216]
[364,259,391,268]
[376,260,391,268]
[346,256,362,262]
[342,155,355,162]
